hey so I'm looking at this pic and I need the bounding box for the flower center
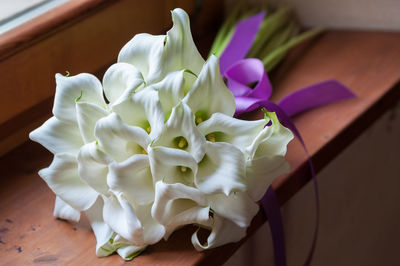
[206,133,215,142]
[174,136,188,149]
[194,110,208,125]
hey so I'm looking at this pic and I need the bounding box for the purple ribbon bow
[220,12,355,118]
[219,11,355,266]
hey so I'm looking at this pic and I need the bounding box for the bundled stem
[210,4,324,72]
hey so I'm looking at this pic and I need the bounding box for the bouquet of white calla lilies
[30,8,293,260]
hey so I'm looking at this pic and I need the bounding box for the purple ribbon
[219,11,266,74]
[219,12,355,266]
[222,59,355,117]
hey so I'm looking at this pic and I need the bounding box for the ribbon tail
[259,101,320,266]
[260,186,287,266]
[277,80,356,117]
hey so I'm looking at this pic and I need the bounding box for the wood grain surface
[1,30,400,265]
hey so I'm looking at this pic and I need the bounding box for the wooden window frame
[0,0,223,156]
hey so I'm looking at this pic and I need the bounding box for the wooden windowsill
[0,0,114,60]
[1,30,400,265]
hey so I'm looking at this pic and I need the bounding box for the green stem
[247,6,293,58]
[208,2,244,57]
[259,20,297,59]
[263,27,324,71]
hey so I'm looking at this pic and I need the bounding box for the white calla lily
[76,102,109,144]
[112,88,164,139]
[103,62,144,105]
[164,205,211,240]
[95,113,150,162]
[39,153,98,211]
[183,55,235,118]
[207,192,259,228]
[85,197,116,257]
[246,156,290,201]
[118,33,165,84]
[29,117,83,155]
[197,113,266,154]
[148,146,198,185]
[134,203,166,245]
[103,192,165,247]
[153,102,206,162]
[196,142,246,195]
[53,196,80,222]
[85,198,146,260]
[150,70,185,116]
[107,154,154,205]
[191,213,247,251]
[246,111,293,160]
[152,181,211,240]
[77,142,111,195]
[53,73,106,124]
[103,192,143,245]
[116,245,144,260]
[164,8,205,75]
[151,181,208,224]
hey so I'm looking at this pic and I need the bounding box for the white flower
[29,8,293,260]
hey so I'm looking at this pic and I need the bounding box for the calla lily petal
[246,112,294,159]
[39,153,98,211]
[53,196,80,222]
[152,181,208,225]
[150,70,185,116]
[76,102,109,144]
[134,203,166,245]
[77,142,112,195]
[196,142,246,195]
[118,33,165,84]
[246,156,290,201]
[103,193,143,245]
[117,245,145,260]
[53,73,106,123]
[207,192,259,228]
[154,103,206,162]
[191,213,247,251]
[103,62,144,105]
[164,206,211,240]
[95,113,150,162]
[29,117,83,155]
[164,9,205,75]
[197,112,266,154]
[108,154,154,205]
[148,146,198,184]
[85,197,115,257]
[112,88,164,139]
[103,197,165,247]
[183,55,235,118]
